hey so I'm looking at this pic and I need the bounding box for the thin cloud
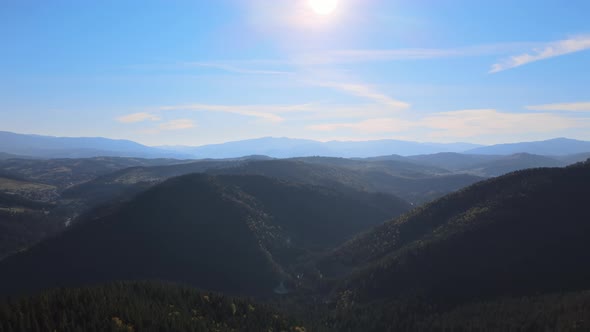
[307,109,587,138]
[160,103,314,123]
[184,62,293,75]
[313,81,410,110]
[116,112,160,123]
[526,102,590,112]
[308,118,414,133]
[490,35,590,73]
[295,43,532,65]
[159,119,195,131]
[422,109,583,138]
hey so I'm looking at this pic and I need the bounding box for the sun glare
[309,0,339,15]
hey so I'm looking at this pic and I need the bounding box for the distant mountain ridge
[317,160,590,305]
[160,137,482,158]
[0,131,189,159]
[2,131,590,159]
[467,138,590,156]
[0,173,410,296]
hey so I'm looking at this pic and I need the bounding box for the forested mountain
[0,157,189,189]
[0,155,478,261]
[309,160,590,329]
[0,174,283,296]
[406,152,498,170]
[296,157,450,177]
[0,192,64,260]
[559,152,590,165]
[212,159,484,204]
[0,281,311,332]
[2,160,590,331]
[0,157,193,259]
[459,152,567,177]
[407,152,571,177]
[0,173,408,296]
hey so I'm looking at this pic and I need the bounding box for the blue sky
[1,0,589,146]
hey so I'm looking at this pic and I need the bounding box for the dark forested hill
[0,173,409,297]
[318,160,590,308]
[215,175,410,251]
[212,159,484,204]
[0,281,311,332]
[408,152,569,177]
[0,175,282,296]
[460,153,566,177]
[67,157,480,207]
[0,157,189,189]
[0,193,64,261]
[0,157,193,259]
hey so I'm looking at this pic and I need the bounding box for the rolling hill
[0,281,310,332]
[314,160,590,317]
[0,173,409,296]
[160,137,482,158]
[212,159,484,204]
[0,156,190,189]
[458,153,567,177]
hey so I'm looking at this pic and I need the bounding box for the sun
[308,0,339,15]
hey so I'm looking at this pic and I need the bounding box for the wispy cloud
[308,118,414,133]
[422,109,584,138]
[159,119,195,131]
[184,62,293,75]
[116,112,160,123]
[306,109,588,139]
[313,81,410,109]
[159,103,314,123]
[490,35,590,73]
[526,102,590,112]
[295,43,532,65]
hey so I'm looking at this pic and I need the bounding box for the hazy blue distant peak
[3,131,590,159]
[467,138,590,156]
[0,131,189,159]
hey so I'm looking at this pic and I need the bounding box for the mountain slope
[407,152,500,171]
[467,138,590,156]
[463,153,566,177]
[0,156,188,189]
[318,160,590,306]
[212,159,484,204]
[0,281,310,332]
[0,175,281,296]
[215,175,410,252]
[0,173,410,297]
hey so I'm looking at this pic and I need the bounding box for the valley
[0,144,589,331]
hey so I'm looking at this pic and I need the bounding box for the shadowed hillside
[0,173,409,297]
[0,281,311,332]
[317,160,590,308]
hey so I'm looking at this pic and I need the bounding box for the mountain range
[1,157,589,330]
[0,173,409,296]
[4,131,590,159]
[0,147,589,330]
[0,131,188,159]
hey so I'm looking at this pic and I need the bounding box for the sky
[1,0,589,147]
